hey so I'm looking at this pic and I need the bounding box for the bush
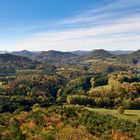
[117,106,125,114]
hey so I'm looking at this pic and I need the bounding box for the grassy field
[86,107,140,123]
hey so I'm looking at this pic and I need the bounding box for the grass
[85,107,140,123]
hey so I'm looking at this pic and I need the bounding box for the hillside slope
[118,49,140,65]
[37,50,79,61]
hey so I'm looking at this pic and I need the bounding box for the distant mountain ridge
[11,50,41,58]
[0,49,139,65]
[71,50,91,56]
[71,50,133,56]
[37,50,79,61]
[86,49,113,59]
[0,49,136,56]
[109,50,133,55]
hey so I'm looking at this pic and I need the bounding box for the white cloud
[1,0,140,51]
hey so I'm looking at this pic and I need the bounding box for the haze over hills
[0,49,136,56]
[11,50,36,58]
[0,50,41,58]
[71,50,91,56]
[0,49,139,59]
[109,50,133,55]
[0,49,139,65]
[0,50,9,54]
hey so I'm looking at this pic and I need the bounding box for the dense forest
[0,49,140,139]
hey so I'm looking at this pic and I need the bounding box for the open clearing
[86,107,140,123]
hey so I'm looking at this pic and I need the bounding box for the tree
[90,78,95,88]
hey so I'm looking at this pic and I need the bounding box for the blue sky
[0,0,140,51]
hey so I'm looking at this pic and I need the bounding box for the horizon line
[0,49,138,52]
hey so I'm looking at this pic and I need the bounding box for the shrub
[117,106,125,114]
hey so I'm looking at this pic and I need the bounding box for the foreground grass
[86,107,140,123]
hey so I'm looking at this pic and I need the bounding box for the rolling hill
[11,50,40,58]
[72,50,133,56]
[117,49,140,65]
[89,49,113,58]
[83,49,114,60]
[37,50,79,61]
[0,53,34,69]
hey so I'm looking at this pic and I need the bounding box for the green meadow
[86,107,140,123]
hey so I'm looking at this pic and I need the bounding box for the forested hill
[0,49,139,65]
[0,53,36,69]
[0,53,31,62]
[37,50,79,61]
[11,50,36,58]
[87,49,113,58]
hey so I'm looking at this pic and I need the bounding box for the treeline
[67,95,140,109]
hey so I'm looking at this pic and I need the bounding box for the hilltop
[88,49,113,58]
[37,50,78,61]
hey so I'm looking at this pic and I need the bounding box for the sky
[0,0,140,51]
